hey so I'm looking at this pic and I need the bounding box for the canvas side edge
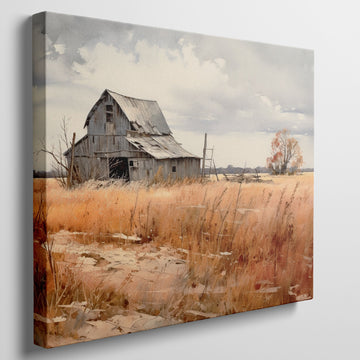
[32,11,50,349]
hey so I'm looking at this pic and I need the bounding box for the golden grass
[33,173,313,343]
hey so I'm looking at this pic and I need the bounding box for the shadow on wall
[18,15,35,356]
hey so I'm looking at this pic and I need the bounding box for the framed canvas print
[33,12,314,348]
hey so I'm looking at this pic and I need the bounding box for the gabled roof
[126,135,200,160]
[84,89,171,136]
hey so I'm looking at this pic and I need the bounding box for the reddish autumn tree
[266,129,303,175]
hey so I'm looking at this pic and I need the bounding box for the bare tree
[39,117,79,188]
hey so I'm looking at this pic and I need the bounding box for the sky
[33,12,314,171]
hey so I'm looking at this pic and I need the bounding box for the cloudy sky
[33,12,313,170]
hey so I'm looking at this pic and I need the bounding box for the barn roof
[63,135,88,157]
[126,135,200,160]
[84,89,171,135]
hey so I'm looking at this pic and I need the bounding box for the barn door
[108,157,129,180]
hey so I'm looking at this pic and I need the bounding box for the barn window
[92,136,94,143]
[106,104,113,122]
[129,160,139,168]
[172,165,177,173]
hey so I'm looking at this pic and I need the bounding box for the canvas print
[33,12,314,348]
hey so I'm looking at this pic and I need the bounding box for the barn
[64,89,200,182]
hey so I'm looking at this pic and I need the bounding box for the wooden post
[67,132,76,189]
[213,159,219,181]
[201,133,207,178]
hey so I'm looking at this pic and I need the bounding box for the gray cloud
[33,12,313,170]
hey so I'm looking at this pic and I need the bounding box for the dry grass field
[33,173,313,347]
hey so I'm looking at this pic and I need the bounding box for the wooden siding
[68,90,200,182]
[87,94,131,137]
[72,156,200,182]
[129,157,200,181]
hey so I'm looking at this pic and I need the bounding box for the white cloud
[65,39,234,126]
[34,30,313,170]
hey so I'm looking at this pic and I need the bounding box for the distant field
[33,173,313,347]
[209,172,312,183]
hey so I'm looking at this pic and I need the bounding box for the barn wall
[156,158,200,180]
[73,156,108,180]
[69,135,153,181]
[72,153,151,181]
[128,158,156,181]
[86,93,138,157]
[88,134,144,158]
[71,147,200,182]
[87,93,131,136]
[128,157,200,182]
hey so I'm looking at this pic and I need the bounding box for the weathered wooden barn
[64,89,200,182]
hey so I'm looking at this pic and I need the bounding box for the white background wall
[1,0,359,359]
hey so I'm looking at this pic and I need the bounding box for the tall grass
[33,174,313,341]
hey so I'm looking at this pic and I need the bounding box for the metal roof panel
[126,135,200,159]
[108,90,171,135]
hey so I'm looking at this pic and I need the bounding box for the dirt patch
[80,252,109,267]
[38,230,190,347]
